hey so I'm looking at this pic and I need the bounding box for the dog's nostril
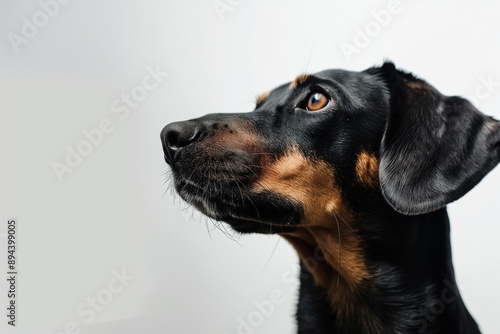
[167,131,182,149]
[164,122,203,149]
[161,121,206,163]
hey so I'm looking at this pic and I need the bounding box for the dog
[160,62,500,333]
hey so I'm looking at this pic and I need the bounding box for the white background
[1,0,499,333]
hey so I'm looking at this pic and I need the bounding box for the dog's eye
[306,92,329,111]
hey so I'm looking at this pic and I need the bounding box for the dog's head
[161,62,500,235]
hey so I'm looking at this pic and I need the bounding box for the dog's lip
[177,188,249,222]
[222,213,298,234]
[172,175,301,234]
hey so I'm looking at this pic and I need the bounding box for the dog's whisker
[260,237,281,275]
[180,168,197,192]
[203,216,213,240]
[332,210,354,232]
[215,220,241,244]
[229,172,246,205]
[232,161,260,177]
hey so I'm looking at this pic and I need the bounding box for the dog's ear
[373,62,500,215]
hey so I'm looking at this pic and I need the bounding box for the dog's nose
[161,121,205,164]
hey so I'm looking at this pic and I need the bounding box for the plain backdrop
[1,1,499,333]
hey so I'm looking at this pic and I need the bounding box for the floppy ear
[375,62,500,215]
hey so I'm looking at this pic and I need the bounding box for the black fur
[161,62,499,333]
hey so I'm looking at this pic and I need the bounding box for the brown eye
[307,92,329,111]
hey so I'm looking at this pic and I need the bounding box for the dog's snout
[164,121,203,149]
[161,121,205,164]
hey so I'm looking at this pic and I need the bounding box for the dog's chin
[175,181,301,234]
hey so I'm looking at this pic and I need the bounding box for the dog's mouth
[168,152,300,233]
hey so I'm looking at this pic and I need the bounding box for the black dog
[161,62,500,333]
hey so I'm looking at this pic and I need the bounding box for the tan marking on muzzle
[208,119,261,154]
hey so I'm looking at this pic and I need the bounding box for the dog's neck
[282,208,481,334]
